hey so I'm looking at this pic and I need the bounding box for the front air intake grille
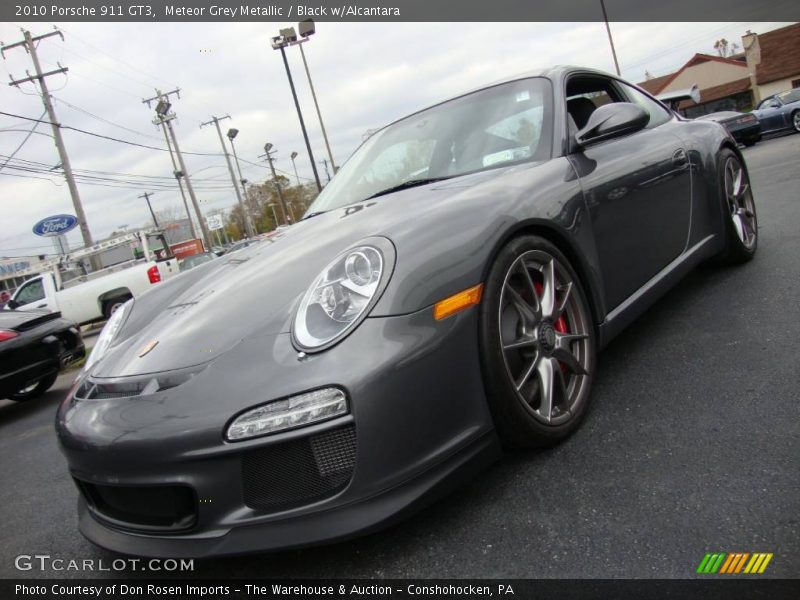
[242,425,356,512]
[77,480,197,532]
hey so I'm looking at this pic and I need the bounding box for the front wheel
[9,372,58,401]
[792,110,800,133]
[479,236,596,448]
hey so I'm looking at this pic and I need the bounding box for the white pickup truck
[9,232,179,324]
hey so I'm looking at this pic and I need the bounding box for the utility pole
[3,29,94,250]
[259,144,291,225]
[159,120,198,241]
[200,115,254,238]
[143,89,213,251]
[138,192,159,227]
[319,159,331,183]
[600,0,621,76]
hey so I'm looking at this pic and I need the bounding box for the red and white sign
[170,239,204,259]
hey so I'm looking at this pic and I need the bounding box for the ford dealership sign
[32,214,78,237]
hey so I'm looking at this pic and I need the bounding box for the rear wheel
[715,149,757,264]
[103,296,131,320]
[792,110,800,133]
[9,372,58,401]
[480,236,596,448]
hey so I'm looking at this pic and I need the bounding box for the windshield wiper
[363,177,450,201]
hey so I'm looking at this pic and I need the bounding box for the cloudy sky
[0,19,792,257]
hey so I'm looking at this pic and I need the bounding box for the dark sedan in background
[696,111,762,146]
[179,252,217,272]
[1,309,84,401]
[56,66,757,558]
[752,88,800,134]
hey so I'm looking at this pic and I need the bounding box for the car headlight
[83,299,132,371]
[292,237,395,352]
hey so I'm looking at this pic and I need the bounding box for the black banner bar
[3,0,800,23]
[3,579,800,600]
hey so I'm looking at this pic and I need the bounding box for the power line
[0,110,222,156]
[0,109,47,173]
[52,95,166,142]
[0,155,237,186]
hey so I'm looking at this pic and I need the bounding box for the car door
[11,275,58,313]
[753,97,784,133]
[567,75,692,310]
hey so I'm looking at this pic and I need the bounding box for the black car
[1,309,85,401]
[696,111,762,146]
[57,66,757,558]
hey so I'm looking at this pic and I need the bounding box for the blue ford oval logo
[32,214,79,237]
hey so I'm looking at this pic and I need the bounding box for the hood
[92,164,540,378]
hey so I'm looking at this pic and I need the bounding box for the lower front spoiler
[77,430,501,558]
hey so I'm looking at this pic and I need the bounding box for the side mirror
[769,101,781,108]
[575,102,649,147]
[6,299,19,310]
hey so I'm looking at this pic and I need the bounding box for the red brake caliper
[534,281,569,373]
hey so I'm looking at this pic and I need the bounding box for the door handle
[36,304,46,308]
[672,148,688,168]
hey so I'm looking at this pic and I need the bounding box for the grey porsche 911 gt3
[56,66,757,557]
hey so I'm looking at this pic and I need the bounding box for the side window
[618,83,672,129]
[15,279,44,305]
[565,76,626,132]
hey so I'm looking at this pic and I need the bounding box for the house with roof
[637,23,800,117]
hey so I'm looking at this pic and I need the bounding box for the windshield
[777,89,800,104]
[306,77,553,215]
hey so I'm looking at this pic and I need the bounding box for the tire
[9,372,58,401]
[792,110,800,133]
[715,148,758,264]
[103,296,131,320]
[479,235,596,448]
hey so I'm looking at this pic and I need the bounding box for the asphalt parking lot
[1,133,798,580]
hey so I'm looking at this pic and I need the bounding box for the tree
[714,38,740,57]
[225,176,319,235]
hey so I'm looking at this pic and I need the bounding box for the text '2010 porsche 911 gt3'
[56,66,757,558]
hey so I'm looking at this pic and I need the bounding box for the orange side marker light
[433,284,484,321]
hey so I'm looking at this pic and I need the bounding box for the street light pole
[295,34,336,172]
[272,33,323,192]
[226,130,254,234]
[290,151,301,186]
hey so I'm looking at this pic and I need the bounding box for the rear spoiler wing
[657,85,701,111]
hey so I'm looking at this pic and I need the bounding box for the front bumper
[56,306,499,557]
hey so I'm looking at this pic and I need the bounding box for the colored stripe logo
[697,552,773,574]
